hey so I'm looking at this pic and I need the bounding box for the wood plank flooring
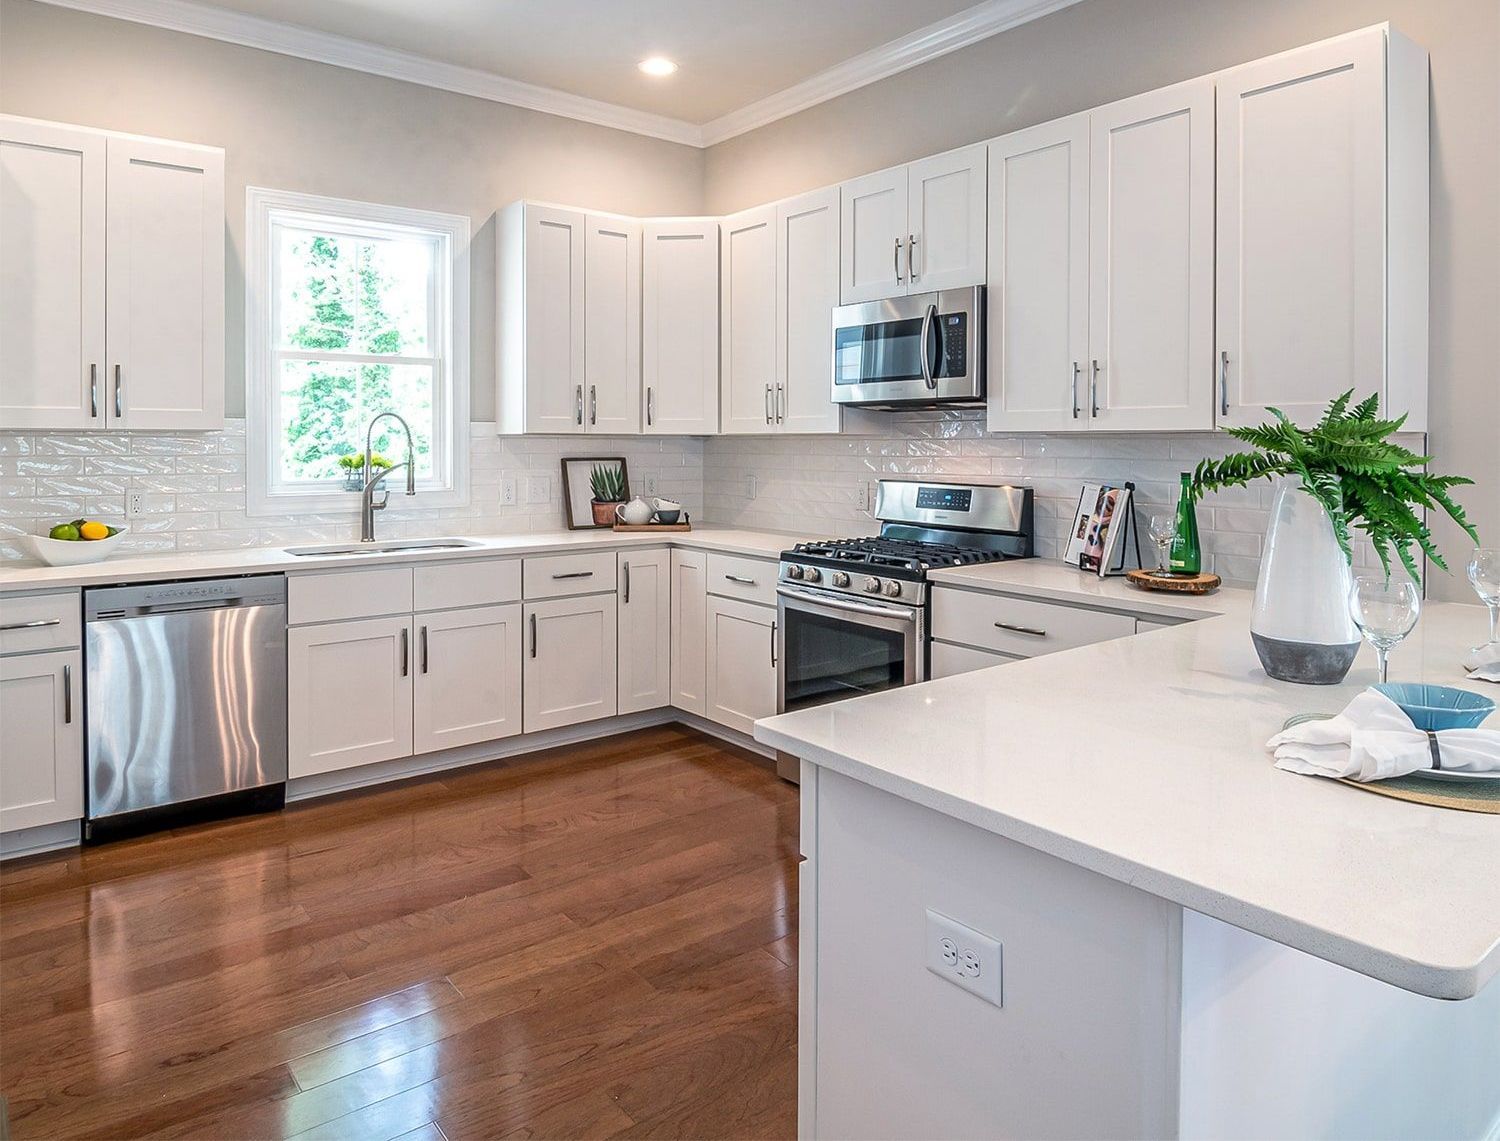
[0,725,799,1140]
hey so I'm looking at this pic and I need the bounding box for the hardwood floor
[0,725,800,1140]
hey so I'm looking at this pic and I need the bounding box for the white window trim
[245,186,470,517]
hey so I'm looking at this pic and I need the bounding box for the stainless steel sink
[284,538,483,557]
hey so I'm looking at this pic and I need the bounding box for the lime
[49,524,80,541]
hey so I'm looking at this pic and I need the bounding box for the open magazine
[1063,483,1136,576]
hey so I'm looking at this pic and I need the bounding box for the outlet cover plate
[925,909,1002,1007]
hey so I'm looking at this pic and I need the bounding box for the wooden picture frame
[560,456,630,530]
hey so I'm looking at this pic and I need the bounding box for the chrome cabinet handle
[114,364,123,418]
[724,573,756,585]
[908,233,919,282]
[589,384,597,426]
[894,236,904,284]
[1219,350,1230,417]
[420,625,429,674]
[400,627,409,676]
[771,620,778,667]
[776,383,785,423]
[575,385,583,426]
[551,571,593,580]
[1071,362,1081,419]
[994,621,1047,637]
[646,386,654,427]
[0,618,61,631]
[90,363,99,419]
[1090,359,1100,417]
[765,383,773,424]
[622,562,631,604]
[529,611,538,658]
[63,663,72,724]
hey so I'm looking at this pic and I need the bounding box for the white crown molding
[698,0,1085,146]
[31,0,1083,149]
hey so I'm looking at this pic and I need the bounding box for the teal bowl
[1373,683,1495,731]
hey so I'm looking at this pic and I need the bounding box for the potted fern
[1191,391,1477,684]
[589,463,627,526]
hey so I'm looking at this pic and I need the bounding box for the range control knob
[784,564,804,580]
[863,577,883,594]
[882,579,902,598]
[831,571,851,588]
[803,566,823,584]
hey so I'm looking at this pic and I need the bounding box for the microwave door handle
[919,303,938,390]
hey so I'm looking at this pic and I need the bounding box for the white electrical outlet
[925,909,1002,1007]
[498,477,517,506]
[643,475,659,496]
[746,474,758,499]
[855,482,869,512]
[125,491,146,518]
[526,475,550,504]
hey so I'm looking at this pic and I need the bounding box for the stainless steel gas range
[773,480,1034,780]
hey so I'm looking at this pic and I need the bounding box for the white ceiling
[39,0,1082,145]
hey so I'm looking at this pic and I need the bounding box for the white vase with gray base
[1250,478,1360,684]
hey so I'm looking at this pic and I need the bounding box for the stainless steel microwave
[830,286,985,409]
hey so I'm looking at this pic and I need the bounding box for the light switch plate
[925,909,1002,1007]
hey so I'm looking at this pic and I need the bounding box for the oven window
[834,319,925,385]
[784,607,909,711]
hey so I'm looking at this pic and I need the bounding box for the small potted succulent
[338,452,393,491]
[590,463,627,526]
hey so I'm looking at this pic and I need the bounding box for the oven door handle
[777,584,918,622]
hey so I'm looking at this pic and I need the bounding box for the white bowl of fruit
[23,520,130,567]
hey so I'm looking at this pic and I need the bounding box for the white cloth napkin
[1464,642,1500,684]
[1267,688,1500,782]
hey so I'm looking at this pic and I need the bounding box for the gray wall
[0,0,706,421]
[703,0,1500,601]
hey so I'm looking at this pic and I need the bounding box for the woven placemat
[1281,714,1500,815]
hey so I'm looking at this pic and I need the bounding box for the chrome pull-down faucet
[359,412,417,542]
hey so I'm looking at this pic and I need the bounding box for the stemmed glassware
[1348,575,1422,683]
[1148,514,1175,575]
[1467,549,1500,649]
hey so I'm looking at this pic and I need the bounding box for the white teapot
[615,496,654,526]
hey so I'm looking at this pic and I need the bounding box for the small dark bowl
[654,509,681,525]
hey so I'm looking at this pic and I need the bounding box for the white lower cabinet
[288,615,414,778]
[523,593,617,732]
[0,649,83,832]
[618,550,670,714]
[670,548,708,716]
[413,603,523,754]
[705,595,778,736]
[930,640,1018,679]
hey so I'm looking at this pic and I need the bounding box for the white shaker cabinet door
[906,143,987,294]
[1215,30,1389,429]
[987,114,1090,433]
[288,616,414,778]
[642,220,719,434]
[777,187,842,435]
[720,206,779,435]
[839,166,908,304]
[1087,79,1215,431]
[0,118,105,430]
[670,548,708,716]
[520,204,586,434]
[413,603,523,755]
[584,213,641,434]
[522,594,617,732]
[104,134,224,430]
[617,549,671,715]
[705,595,777,737]
[0,649,84,833]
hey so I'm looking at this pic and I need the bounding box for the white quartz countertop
[756,572,1500,1000]
[0,526,805,593]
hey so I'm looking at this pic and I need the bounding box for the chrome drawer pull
[724,574,757,585]
[994,621,1047,637]
[622,562,631,604]
[400,628,409,676]
[63,663,73,724]
[551,571,594,580]
[0,618,61,631]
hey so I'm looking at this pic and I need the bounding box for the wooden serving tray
[1125,568,1221,594]
[612,521,692,533]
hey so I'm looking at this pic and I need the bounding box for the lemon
[79,521,109,541]
[49,523,80,541]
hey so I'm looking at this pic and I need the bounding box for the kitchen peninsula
[756,573,1500,1140]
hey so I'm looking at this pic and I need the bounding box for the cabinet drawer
[414,558,521,612]
[931,588,1135,658]
[706,553,777,606]
[288,567,413,625]
[0,592,82,655]
[523,551,616,600]
[930,640,1020,679]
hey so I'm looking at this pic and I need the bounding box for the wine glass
[1148,514,1174,575]
[1467,549,1500,648]
[1348,575,1421,683]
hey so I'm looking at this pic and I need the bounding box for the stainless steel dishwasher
[84,575,287,840]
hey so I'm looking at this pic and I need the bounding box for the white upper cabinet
[1087,79,1215,431]
[584,214,641,434]
[0,119,105,431]
[104,135,225,430]
[840,144,986,304]
[720,206,779,434]
[1216,26,1427,431]
[0,116,223,432]
[642,219,719,434]
[986,114,1090,433]
[498,202,586,434]
[776,186,842,434]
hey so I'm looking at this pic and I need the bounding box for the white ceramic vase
[1249,477,1360,684]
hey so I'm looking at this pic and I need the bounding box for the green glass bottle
[1168,472,1202,575]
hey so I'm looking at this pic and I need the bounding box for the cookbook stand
[1077,482,1143,577]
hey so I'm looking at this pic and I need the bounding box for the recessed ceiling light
[638,56,678,78]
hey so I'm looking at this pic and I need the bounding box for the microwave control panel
[939,314,967,377]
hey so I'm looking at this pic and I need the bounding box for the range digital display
[915,487,972,512]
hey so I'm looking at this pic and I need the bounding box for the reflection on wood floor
[0,724,799,1139]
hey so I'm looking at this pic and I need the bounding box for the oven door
[776,583,925,718]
